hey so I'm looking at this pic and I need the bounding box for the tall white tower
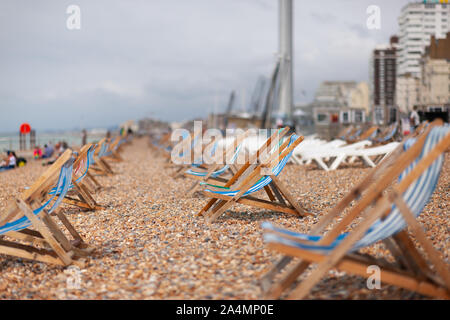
[397,1,450,77]
[278,0,294,122]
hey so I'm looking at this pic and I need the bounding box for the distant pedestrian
[82,129,88,146]
[410,106,420,131]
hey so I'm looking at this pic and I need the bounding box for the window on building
[317,113,328,123]
[354,110,364,123]
[374,107,384,125]
[341,111,350,124]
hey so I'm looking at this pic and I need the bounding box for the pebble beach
[0,137,448,300]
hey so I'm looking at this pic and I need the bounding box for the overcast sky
[0,0,412,132]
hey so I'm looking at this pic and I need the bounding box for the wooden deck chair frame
[337,126,354,140]
[260,120,450,299]
[151,131,172,157]
[90,138,115,176]
[371,122,398,146]
[412,121,429,137]
[169,131,204,178]
[60,144,104,211]
[185,130,251,196]
[102,136,123,162]
[0,150,94,266]
[197,128,312,223]
[346,126,378,144]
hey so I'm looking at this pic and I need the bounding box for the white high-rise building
[397,1,450,77]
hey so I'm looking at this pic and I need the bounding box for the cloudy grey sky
[0,0,412,132]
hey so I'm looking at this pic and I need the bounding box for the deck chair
[150,131,172,156]
[0,150,94,266]
[56,144,103,211]
[102,136,124,162]
[338,126,355,140]
[169,131,203,178]
[260,122,450,299]
[413,121,429,137]
[90,138,115,175]
[184,130,251,196]
[346,126,378,144]
[346,128,362,142]
[197,129,312,223]
[372,123,398,145]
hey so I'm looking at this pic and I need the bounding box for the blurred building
[396,73,420,114]
[207,112,261,130]
[397,1,450,78]
[312,81,369,139]
[119,120,138,134]
[293,103,314,135]
[137,118,170,135]
[370,36,398,125]
[418,32,450,121]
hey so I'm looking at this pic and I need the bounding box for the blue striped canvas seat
[339,127,353,140]
[186,143,241,178]
[204,134,298,197]
[372,123,397,143]
[263,126,448,255]
[49,145,95,195]
[190,140,219,168]
[97,141,109,158]
[348,129,362,141]
[0,158,74,235]
[103,137,117,157]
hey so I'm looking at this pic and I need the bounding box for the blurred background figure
[82,129,88,146]
[33,146,42,159]
[43,143,54,159]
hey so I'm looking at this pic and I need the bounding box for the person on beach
[43,144,54,159]
[0,151,16,171]
[410,106,420,132]
[33,146,43,159]
[42,141,68,166]
[82,129,88,146]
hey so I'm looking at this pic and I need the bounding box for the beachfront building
[370,36,398,125]
[418,32,450,121]
[312,81,370,139]
[397,1,450,78]
[293,103,314,135]
[396,73,421,114]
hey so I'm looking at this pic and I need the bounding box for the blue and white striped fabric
[348,129,362,141]
[97,141,109,158]
[103,137,116,157]
[174,131,196,158]
[0,159,74,235]
[339,127,353,140]
[191,140,219,168]
[373,124,397,143]
[49,146,95,195]
[381,124,397,142]
[263,126,448,254]
[368,129,378,140]
[204,135,299,197]
[186,144,242,178]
